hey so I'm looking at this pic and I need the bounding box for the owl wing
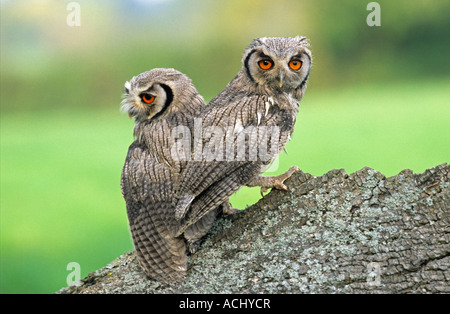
[177,161,261,237]
[174,93,283,235]
[121,141,187,283]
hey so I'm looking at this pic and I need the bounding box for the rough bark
[57,164,449,294]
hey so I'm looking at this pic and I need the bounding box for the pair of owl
[120,37,312,283]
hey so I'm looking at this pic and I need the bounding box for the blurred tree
[1,0,448,112]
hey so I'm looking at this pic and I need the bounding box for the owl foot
[248,165,299,196]
[187,239,202,254]
[222,201,240,215]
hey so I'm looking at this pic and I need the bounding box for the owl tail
[130,207,188,283]
[174,194,195,220]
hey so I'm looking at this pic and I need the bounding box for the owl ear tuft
[124,81,131,94]
[241,38,265,65]
[295,36,310,47]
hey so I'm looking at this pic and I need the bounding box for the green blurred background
[1,0,449,293]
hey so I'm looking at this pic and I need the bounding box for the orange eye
[141,94,155,104]
[289,60,302,71]
[258,59,273,70]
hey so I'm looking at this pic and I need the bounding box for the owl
[174,36,312,238]
[120,68,207,283]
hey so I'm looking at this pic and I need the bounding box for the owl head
[242,36,312,94]
[121,68,198,122]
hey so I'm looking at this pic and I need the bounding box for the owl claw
[187,239,201,254]
[257,165,299,196]
[276,183,289,191]
[273,165,299,190]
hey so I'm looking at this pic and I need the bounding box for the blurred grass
[0,107,134,293]
[1,78,449,293]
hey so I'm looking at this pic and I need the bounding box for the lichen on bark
[57,164,449,294]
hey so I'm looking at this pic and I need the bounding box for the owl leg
[187,239,202,254]
[247,165,299,196]
[184,207,221,254]
[222,200,240,215]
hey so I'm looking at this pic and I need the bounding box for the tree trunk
[57,164,449,294]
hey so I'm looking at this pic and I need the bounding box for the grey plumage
[120,37,312,283]
[174,36,312,239]
[120,68,206,283]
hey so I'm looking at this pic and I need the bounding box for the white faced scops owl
[174,37,312,253]
[121,36,312,283]
[120,68,208,283]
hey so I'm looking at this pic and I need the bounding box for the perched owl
[120,68,207,283]
[174,36,312,238]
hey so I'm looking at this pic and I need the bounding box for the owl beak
[278,71,285,88]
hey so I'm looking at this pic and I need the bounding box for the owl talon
[187,239,202,254]
[272,165,299,190]
[251,165,300,196]
[275,183,289,191]
[260,187,269,197]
